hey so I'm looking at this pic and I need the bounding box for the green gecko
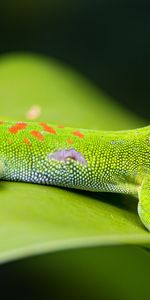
[0,120,150,231]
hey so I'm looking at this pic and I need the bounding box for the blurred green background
[0,1,150,299]
[0,0,150,119]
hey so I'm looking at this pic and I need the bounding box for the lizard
[0,120,150,231]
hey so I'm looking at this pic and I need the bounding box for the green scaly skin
[0,121,150,231]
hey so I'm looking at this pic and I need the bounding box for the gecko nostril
[48,148,87,165]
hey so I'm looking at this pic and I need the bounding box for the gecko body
[0,120,150,230]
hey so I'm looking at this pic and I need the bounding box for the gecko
[0,120,150,231]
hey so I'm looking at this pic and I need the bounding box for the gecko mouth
[47,148,87,165]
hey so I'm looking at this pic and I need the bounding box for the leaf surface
[0,53,149,264]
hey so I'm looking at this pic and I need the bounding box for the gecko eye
[48,148,87,165]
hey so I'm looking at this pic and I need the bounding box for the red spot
[0,121,4,125]
[40,122,56,134]
[67,138,74,144]
[58,125,64,128]
[31,130,44,141]
[9,122,27,134]
[73,130,84,139]
[24,138,32,146]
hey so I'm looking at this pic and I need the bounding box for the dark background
[0,0,150,119]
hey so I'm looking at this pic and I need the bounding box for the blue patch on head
[48,148,87,165]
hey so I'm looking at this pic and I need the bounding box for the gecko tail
[138,174,150,231]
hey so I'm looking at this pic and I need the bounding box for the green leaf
[0,53,149,264]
